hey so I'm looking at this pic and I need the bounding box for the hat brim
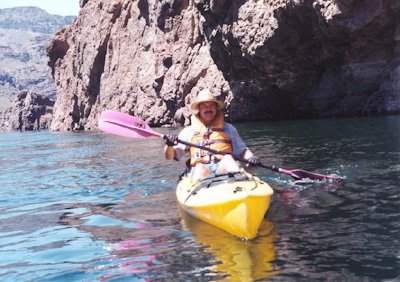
[191,100,224,111]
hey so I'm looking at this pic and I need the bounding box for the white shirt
[173,122,248,161]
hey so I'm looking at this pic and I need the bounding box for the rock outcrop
[47,0,400,131]
[0,90,54,131]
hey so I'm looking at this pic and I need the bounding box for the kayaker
[164,89,260,182]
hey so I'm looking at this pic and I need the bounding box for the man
[164,89,260,182]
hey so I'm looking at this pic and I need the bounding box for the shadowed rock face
[47,0,400,131]
[0,90,54,131]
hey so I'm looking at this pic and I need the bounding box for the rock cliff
[0,90,54,131]
[47,0,400,131]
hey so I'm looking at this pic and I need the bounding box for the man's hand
[247,155,260,165]
[164,134,178,147]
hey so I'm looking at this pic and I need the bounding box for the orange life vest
[190,111,232,166]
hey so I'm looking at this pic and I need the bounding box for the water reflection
[179,207,280,281]
[56,187,280,281]
[56,190,182,281]
[268,178,345,224]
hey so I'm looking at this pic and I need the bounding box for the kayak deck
[176,170,274,240]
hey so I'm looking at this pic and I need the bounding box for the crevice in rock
[123,2,132,28]
[158,1,186,32]
[83,34,110,121]
[138,0,150,26]
[80,0,89,8]
[163,57,172,68]
[110,3,122,24]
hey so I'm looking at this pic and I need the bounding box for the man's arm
[164,127,192,161]
[164,145,176,160]
[225,123,260,165]
[240,148,254,160]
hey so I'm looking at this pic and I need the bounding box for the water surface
[0,116,399,281]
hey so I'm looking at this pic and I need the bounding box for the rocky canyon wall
[47,0,400,131]
[0,90,54,131]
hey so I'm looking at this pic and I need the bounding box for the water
[0,116,399,281]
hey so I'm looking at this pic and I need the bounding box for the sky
[0,0,80,16]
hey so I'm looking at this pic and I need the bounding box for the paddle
[98,110,344,181]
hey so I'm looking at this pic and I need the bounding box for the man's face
[198,101,217,124]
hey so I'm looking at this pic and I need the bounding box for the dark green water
[0,116,399,281]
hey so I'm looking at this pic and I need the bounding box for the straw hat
[191,89,225,111]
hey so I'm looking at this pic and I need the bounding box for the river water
[0,116,399,281]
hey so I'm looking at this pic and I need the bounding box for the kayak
[176,170,274,240]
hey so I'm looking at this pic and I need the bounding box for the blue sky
[0,0,80,16]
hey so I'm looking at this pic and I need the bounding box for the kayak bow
[176,170,273,240]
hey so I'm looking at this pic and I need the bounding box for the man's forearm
[164,145,175,160]
[241,149,254,160]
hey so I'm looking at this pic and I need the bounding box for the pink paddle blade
[98,110,162,138]
[100,110,154,131]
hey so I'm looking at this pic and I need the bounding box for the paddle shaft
[173,137,281,172]
[170,137,343,181]
[99,111,344,181]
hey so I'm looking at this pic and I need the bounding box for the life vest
[190,111,232,166]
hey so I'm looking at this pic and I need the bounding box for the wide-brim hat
[191,89,225,111]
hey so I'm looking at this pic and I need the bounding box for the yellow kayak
[176,170,274,240]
